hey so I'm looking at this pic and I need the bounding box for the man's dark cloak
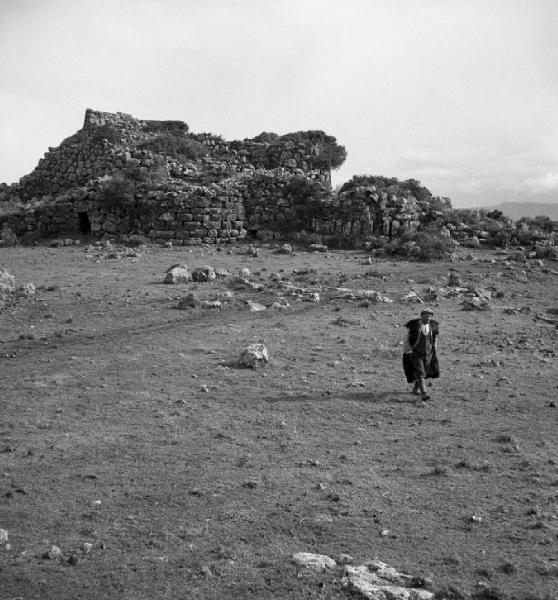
[402,318,440,383]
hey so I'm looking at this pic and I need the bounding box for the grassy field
[1,242,557,599]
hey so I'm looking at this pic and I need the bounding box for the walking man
[403,308,440,401]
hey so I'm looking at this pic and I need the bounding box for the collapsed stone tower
[0,109,441,245]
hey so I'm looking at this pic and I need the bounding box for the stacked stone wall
[190,136,330,187]
[0,180,249,244]
[314,185,422,240]
[17,140,127,201]
[82,108,146,134]
[81,110,330,184]
[0,169,324,244]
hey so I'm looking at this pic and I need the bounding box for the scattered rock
[271,297,290,309]
[461,287,492,311]
[332,316,361,327]
[164,264,191,284]
[278,243,293,254]
[238,343,269,368]
[230,276,265,291]
[448,271,461,286]
[357,290,392,303]
[246,300,266,312]
[461,297,492,311]
[175,293,200,310]
[309,243,328,252]
[292,552,337,570]
[213,290,234,302]
[508,250,526,262]
[463,236,481,248]
[17,282,36,298]
[214,267,231,278]
[0,529,8,544]
[342,561,434,600]
[200,565,214,577]
[191,265,216,282]
[303,292,320,303]
[292,268,318,276]
[468,514,483,524]
[331,288,391,303]
[239,267,251,279]
[200,300,222,310]
[401,291,423,303]
[0,269,16,297]
[242,479,259,489]
[44,545,63,560]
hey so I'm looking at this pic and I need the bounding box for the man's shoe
[421,394,431,401]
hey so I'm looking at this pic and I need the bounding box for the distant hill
[482,201,558,220]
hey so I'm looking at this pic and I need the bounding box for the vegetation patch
[387,229,456,261]
[90,124,122,145]
[279,130,347,170]
[137,133,207,162]
[0,223,18,246]
[143,119,189,134]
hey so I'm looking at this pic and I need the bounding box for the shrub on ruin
[401,178,435,203]
[515,227,545,246]
[365,236,391,250]
[0,198,24,218]
[339,175,397,192]
[339,175,435,199]
[278,131,347,170]
[531,215,553,233]
[252,132,279,143]
[91,125,122,145]
[491,229,512,248]
[283,176,329,227]
[313,142,348,170]
[0,223,18,247]
[144,120,189,134]
[96,172,157,229]
[515,215,554,245]
[124,161,168,185]
[388,230,455,261]
[138,134,207,162]
[98,174,136,208]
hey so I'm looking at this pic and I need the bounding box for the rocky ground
[1,241,557,600]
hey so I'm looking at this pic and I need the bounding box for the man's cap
[421,308,434,315]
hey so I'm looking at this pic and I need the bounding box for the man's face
[420,312,432,323]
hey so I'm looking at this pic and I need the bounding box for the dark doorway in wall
[78,212,91,234]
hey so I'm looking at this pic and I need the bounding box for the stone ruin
[0,109,443,246]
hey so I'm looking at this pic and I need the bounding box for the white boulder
[164,264,191,284]
[238,343,269,368]
[292,552,337,571]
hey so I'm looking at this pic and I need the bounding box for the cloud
[522,172,558,193]
[398,146,439,166]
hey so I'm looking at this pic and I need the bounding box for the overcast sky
[1,0,556,207]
